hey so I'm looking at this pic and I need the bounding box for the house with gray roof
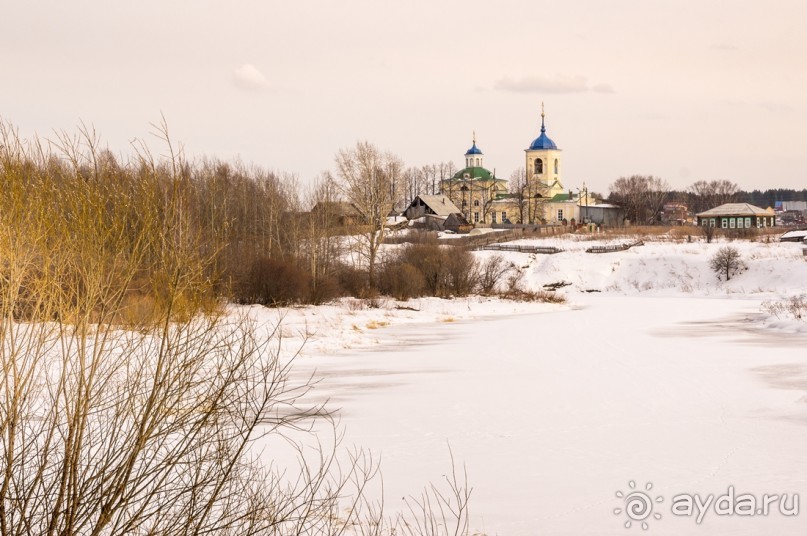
[403,195,462,220]
[695,203,775,230]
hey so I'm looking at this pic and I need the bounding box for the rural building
[695,203,776,229]
[309,201,366,226]
[402,195,468,232]
[403,195,462,220]
[584,204,625,227]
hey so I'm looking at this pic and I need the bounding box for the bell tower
[525,103,564,199]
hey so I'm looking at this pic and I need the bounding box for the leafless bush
[379,262,426,300]
[443,250,479,297]
[237,255,312,306]
[391,447,473,536]
[390,240,479,298]
[761,294,807,321]
[701,223,717,243]
[709,246,747,281]
[338,264,372,298]
[478,255,513,295]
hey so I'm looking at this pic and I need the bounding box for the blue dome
[528,112,558,150]
[465,143,483,156]
[528,132,557,150]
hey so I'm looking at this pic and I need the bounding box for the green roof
[550,193,573,202]
[450,166,496,181]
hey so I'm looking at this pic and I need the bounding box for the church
[439,105,569,225]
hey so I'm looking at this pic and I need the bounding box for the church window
[557,209,563,221]
[473,199,480,207]
[534,158,543,174]
[474,212,479,223]
[461,199,467,207]
[554,159,558,174]
[492,212,497,223]
[501,211,507,221]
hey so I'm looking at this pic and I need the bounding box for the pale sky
[2,0,806,194]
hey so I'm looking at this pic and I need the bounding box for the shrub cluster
[377,238,479,300]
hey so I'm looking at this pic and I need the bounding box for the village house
[310,201,366,226]
[695,203,776,230]
[402,194,467,231]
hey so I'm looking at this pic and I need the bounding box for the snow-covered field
[250,236,807,535]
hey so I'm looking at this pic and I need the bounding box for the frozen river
[298,295,807,535]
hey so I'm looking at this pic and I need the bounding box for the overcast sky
[2,0,805,194]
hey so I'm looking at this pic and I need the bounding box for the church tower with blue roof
[525,103,564,200]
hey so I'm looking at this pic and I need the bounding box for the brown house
[310,202,366,226]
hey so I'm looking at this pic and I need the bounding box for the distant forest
[737,189,807,207]
[669,189,807,209]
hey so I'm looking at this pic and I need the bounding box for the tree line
[608,175,806,224]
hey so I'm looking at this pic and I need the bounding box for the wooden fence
[482,244,563,254]
[585,241,644,254]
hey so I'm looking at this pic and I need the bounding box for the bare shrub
[391,239,479,298]
[237,255,311,306]
[338,264,372,298]
[701,222,717,243]
[709,246,747,281]
[379,262,426,300]
[478,254,513,295]
[762,294,807,321]
[392,447,472,536]
[398,239,446,296]
[443,249,479,297]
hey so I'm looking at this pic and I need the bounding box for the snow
[246,236,807,535]
[780,229,807,241]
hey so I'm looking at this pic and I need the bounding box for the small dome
[465,143,483,156]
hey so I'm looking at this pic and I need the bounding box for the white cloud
[591,83,616,94]
[494,74,614,95]
[232,64,270,91]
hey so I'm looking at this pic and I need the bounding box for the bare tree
[689,179,739,213]
[608,175,669,224]
[509,168,528,223]
[710,246,747,281]
[335,141,403,288]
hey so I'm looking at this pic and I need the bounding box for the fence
[585,241,644,254]
[482,244,563,254]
